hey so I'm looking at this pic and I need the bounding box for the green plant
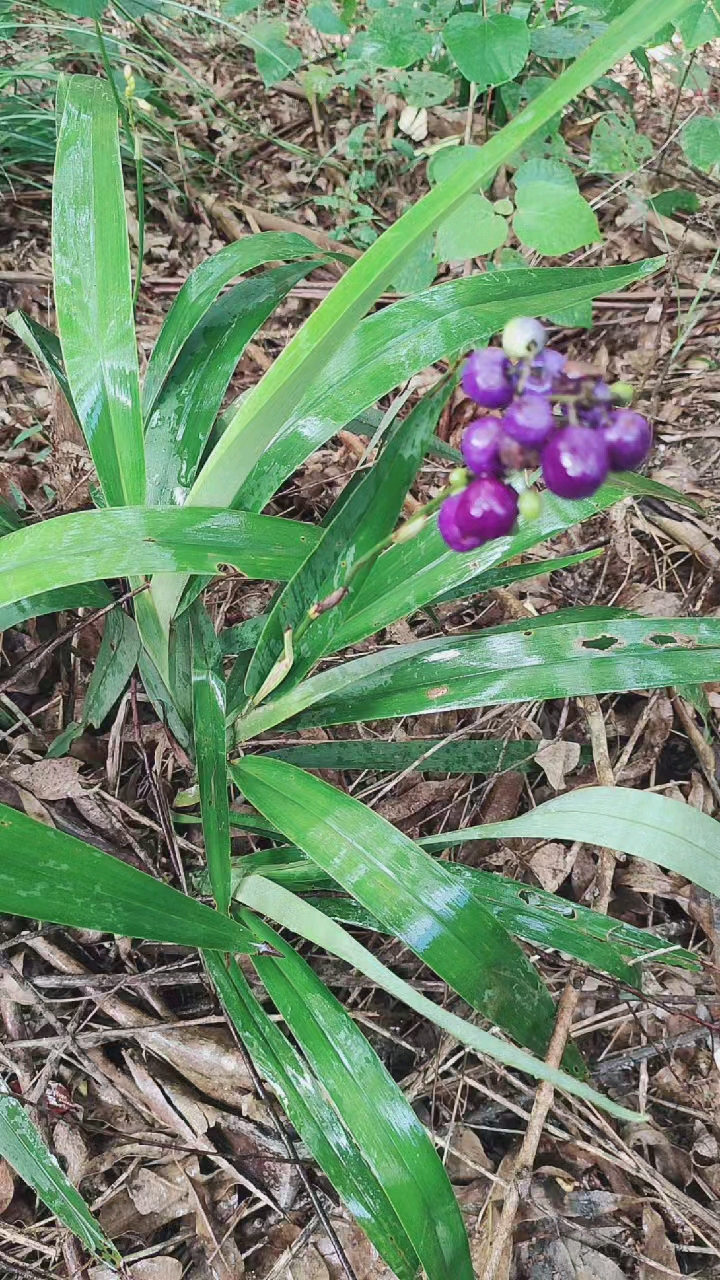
[2,0,718,1267]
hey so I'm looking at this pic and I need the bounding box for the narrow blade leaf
[231,756,584,1070]
[190,603,232,914]
[0,507,321,611]
[424,786,720,898]
[0,802,256,953]
[53,75,145,505]
[205,952,420,1280]
[0,1091,120,1266]
[143,231,326,416]
[248,917,474,1280]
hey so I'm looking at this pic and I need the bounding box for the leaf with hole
[589,112,654,172]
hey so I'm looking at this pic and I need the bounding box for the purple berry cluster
[438,317,652,553]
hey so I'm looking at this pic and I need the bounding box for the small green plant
[2,0,719,1270]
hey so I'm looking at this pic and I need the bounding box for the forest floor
[1,9,720,1280]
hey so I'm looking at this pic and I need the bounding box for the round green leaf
[589,112,654,172]
[513,159,601,256]
[675,0,720,48]
[248,20,302,87]
[349,10,432,69]
[443,13,529,91]
[435,194,508,261]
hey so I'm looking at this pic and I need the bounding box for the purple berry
[456,477,519,543]
[462,348,513,410]
[542,426,609,500]
[461,417,504,476]
[503,392,554,447]
[502,316,547,361]
[438,494,483,552]
[525,347,566,393]
[601,409,652,471]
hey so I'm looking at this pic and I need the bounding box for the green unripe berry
[502,316,547,362]
[609,381,634,406]
[518,487,542,521]
[448,467,470,493]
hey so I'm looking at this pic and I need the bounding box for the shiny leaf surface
[0,802,256,952]
[237,615,720,736]
[190,604,232,914]
[261,737,539,774]
[0,1091,120,1266]
[233,262,659,515]
[231,756,584,1069]
[145,261,322,507]
[53,76,145,506]
[237,875,639,1120]
[143,231,324,416]
[0,508,320,611]
[205,952,420,1280]
[0,583,113,634]
[249,916,474,1280]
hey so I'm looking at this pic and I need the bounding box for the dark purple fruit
[525,347,566,394]
[461,417,504,476]
[541,426,609,500]
[462,348,513,410]
[601,409,652,471]
[456,476,519,543]
[438,494,483,552]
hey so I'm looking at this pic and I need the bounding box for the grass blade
[244,376,455,701]
[0,507,321,611]
[236,874,641,1122]
[231,756,584,1070]
[261,737,539,773]
[205,952,421,1280]
[143,231,329,416]
[190,603,232,914]
[0,802,256,953]
[235,615,720,737]
[53,75,144,506]
[0,1090,120,1267]
[0,582,113,634]
[247,916,474,1280]
[424,786,720,898]
[49,606,140,757]
[145,261,324,507]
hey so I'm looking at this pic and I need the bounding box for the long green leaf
[261,737,539,774]
[231,756,584,1070]
[245,376,455,700]
[430,547,605,605]
[0,582,113,634]
[235,615,720,736]
[188,0,692,518]
[49,606,141,757]
[248,917,474,1280]
[190,603,232,914]
[0,1090,120,1266]
[5,310,79,422]
[143,231,326,416]
[236,875,640,1122]
[0,507,321,611]
[53,75,144,506]
[423,786,720,898]
[233,262,660,516]
[205,952,420,1280]
[145,261,323,507]
[0,802,256,953]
